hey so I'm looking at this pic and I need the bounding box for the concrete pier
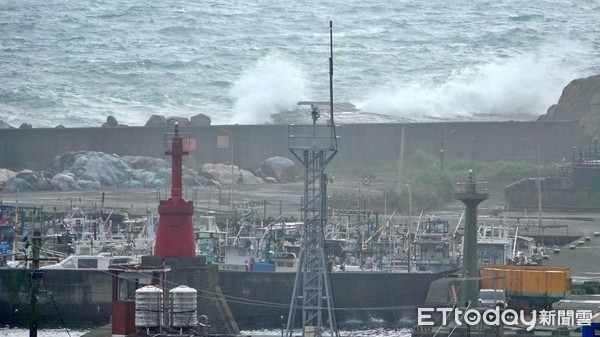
[141,256,240,335]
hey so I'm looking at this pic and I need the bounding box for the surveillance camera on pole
[298,101,330,123]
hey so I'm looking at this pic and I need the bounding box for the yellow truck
[480,265,572,310]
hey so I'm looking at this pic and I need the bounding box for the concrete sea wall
[0,269,113,327]
[0,121,584,173]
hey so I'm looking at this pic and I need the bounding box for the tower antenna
[286,22,340,337]
[329,20,334,125]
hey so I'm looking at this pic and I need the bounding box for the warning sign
[217,135,229,149]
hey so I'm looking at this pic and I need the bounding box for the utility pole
[219,128,234,211]
[29,208,44,337]
[398,126,405,187]
[30,229,42,337]
[536,126,543,238]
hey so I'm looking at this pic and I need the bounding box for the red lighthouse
[154,123,196,257]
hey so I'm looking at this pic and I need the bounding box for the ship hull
[219,270,447,328]
[0,268,447,329]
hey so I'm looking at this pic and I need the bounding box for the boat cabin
[412,218,460,272]
[476,222,511,266]
[41,255,140,270]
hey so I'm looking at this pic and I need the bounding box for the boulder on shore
[201,163,263,185]
[101,115,119,128]
[190,113,211,126]
[255,156,296,183]
[4,177,34,192]
[145,115,168,126]
[0,168,16,182]
[145,114,212,127]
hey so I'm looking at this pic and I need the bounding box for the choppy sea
[1,0,599,128]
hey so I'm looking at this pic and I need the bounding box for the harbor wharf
[4,179,600,334]
[4,182,600,283]
[0,182,447,330]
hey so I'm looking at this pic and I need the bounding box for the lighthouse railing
[156,186,197,201]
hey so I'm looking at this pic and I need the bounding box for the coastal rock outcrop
[539,74,600,138]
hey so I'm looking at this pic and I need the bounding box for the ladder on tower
[561,164,573,188]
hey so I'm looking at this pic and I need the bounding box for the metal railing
[288,124,340,151]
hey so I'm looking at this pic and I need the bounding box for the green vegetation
[329,150,558,213]
[445,159,556,184]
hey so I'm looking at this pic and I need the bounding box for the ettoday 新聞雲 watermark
[418,307,593,331]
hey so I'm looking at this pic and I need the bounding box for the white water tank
[135,285,163,328]
[169,285,198,327]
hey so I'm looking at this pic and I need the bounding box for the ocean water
[1,0,599,128]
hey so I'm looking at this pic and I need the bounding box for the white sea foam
[355,40,590,121]
[229,54,310,124]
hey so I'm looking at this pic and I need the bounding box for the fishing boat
[476,222,512,266]
[40,254,140,270]
[411,217,461,273]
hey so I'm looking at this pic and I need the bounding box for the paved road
[0,179,371,219]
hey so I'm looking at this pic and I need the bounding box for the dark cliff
[540,74,600,139]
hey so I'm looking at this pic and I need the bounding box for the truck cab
[478,289,507,309]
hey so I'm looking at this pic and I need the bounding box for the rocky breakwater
[0,152,297,193]
[0,112,213,130]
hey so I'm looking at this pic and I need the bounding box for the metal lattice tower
[286,102,340,337]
